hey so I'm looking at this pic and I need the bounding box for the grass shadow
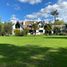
[44,36,67,39]
[0,44,67,67]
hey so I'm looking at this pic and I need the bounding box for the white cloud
[58,8,67,22]
[58,0,67,3]
[58,1,67,22]
[26,14,37,19]
[25,0,67,22]
[18,0,42,5]
[10,15,19,22]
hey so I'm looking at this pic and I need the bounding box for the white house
[36,22,45,35]
[11,19,45,35]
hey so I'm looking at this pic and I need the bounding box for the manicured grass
[0,36,67,67]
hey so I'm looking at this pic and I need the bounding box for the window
[29,30,33,33]
[39,30,43,32]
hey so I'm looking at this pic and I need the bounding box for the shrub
[14,28,29,36]
[14,29,28,36]
[14,29,22,36]
[23,28,29,35]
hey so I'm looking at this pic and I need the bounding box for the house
[36,22,45,35]
[11,18,23,35]
[11,19,67,35]
[11,19,45,35]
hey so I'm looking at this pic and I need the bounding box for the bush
[14,29,23,36]
[23,28,29,35]
[14,29,28,36]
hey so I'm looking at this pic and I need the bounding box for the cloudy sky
[0,0,67,22]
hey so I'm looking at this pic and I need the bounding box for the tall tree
[53,20,64,35]
[44,24,52,35]
[54,20,64,25]
[4,22,13,35]
[51,10,59,22]
[32,23,38,35]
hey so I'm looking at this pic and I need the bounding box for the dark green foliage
[4,22,13,35]
[53,27,60,35]
[54,20,64,25]
[15,21,20,28]
[0,22,13,36]
[0,23,6,36]
[44,24,52,35]
[0,23,3,35]
[19,30,28,36]
[32,23,38,35]
[53,20,65,35]
[23,28,29,36]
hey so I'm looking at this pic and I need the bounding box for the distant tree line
[44,20,65,35]
[0,22,12,36]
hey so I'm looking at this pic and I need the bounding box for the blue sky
[0,0,67,22]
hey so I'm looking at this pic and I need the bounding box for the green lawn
[0,36,67,67]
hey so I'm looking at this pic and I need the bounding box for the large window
[39,30,43,32]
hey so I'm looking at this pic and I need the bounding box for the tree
[54,20,64,25]
[53,27,60,35]
[32,23,38,35]
[53,20,64,35]
[44,24,52,35]
[4,22,13,35]
[51,10,59,22]
[0,23,4,36]
[0,23,2,34]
